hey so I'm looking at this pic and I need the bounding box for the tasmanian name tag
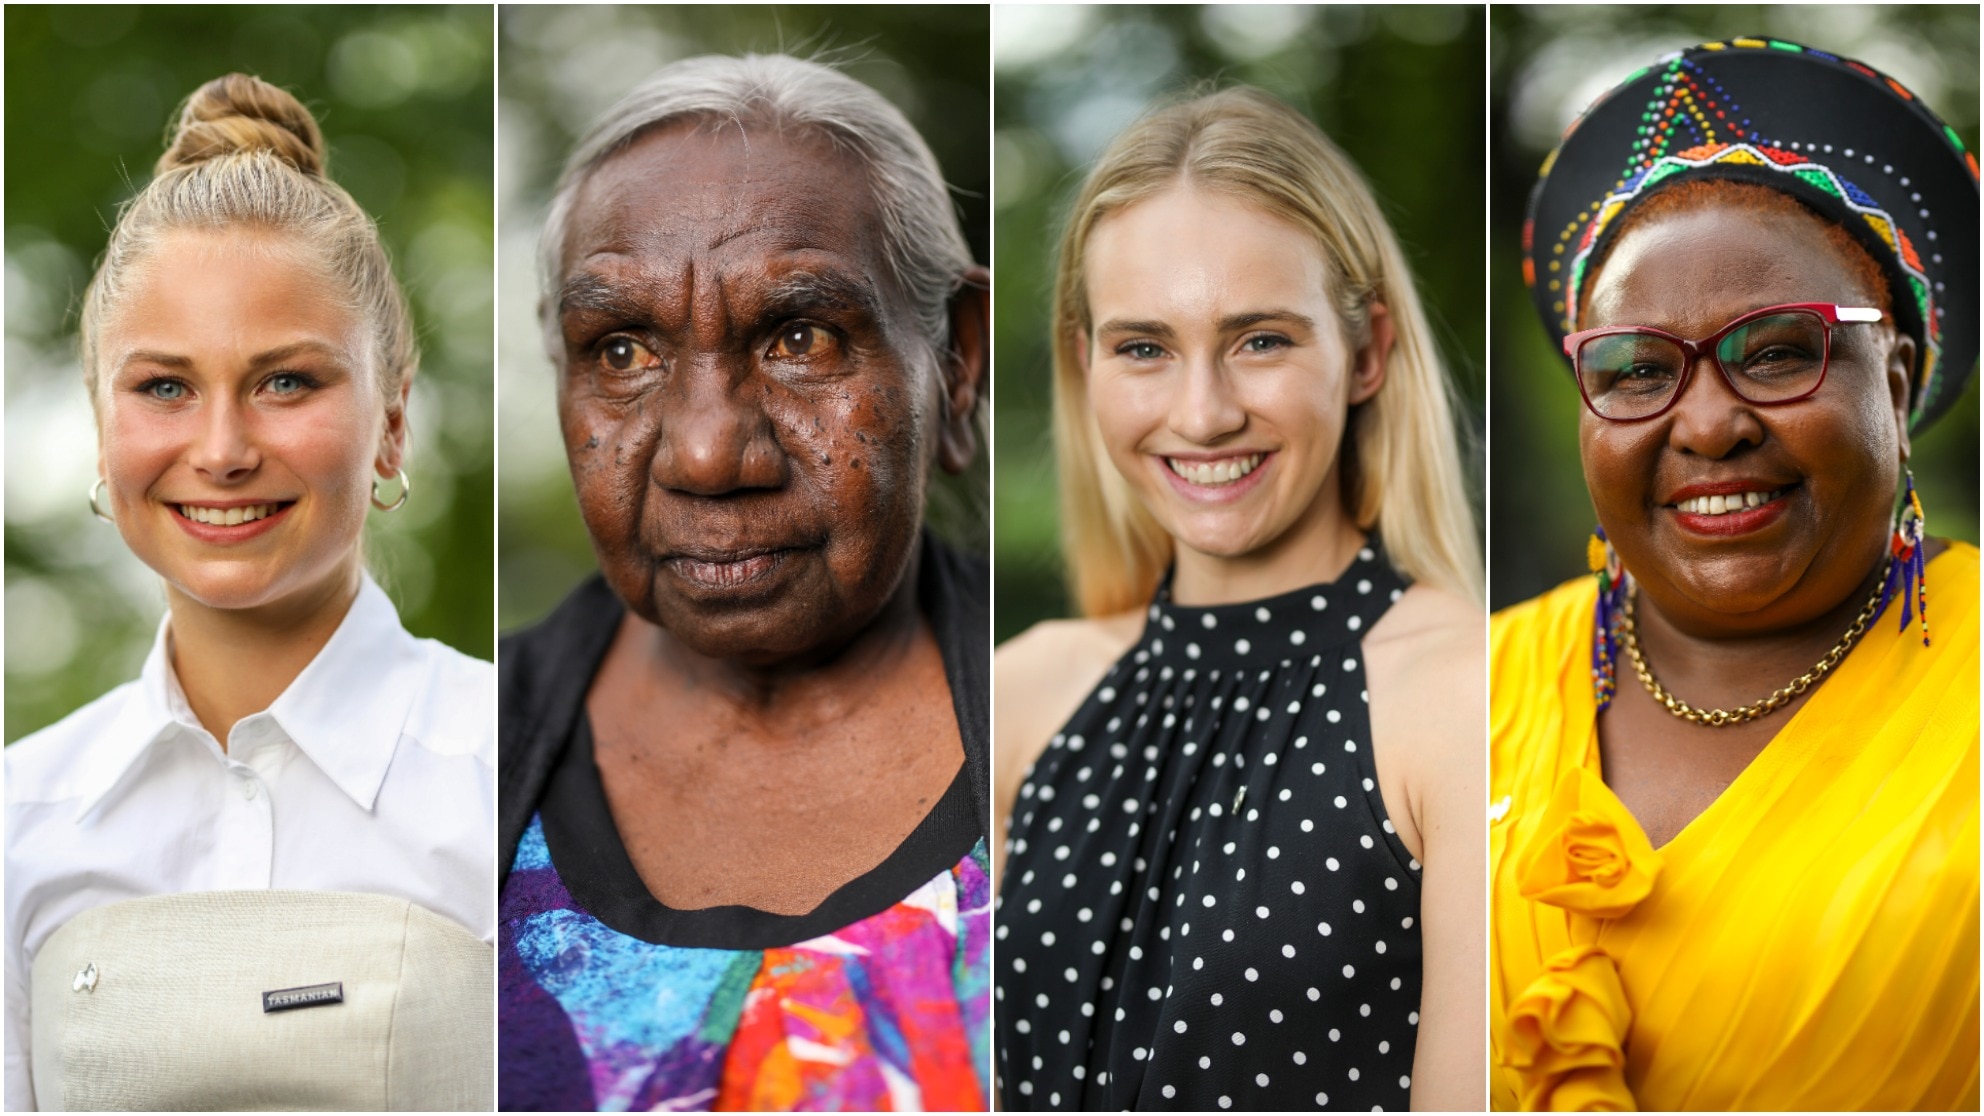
[262,982,344,1013]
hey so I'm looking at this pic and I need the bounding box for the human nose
[187,397,261,482]
[1665,349,1765,457]
[650,353,786,495]
[1167,353,1247,445]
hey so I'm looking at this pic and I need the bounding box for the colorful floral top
[496,541,993,1112]
[501,805,990,1111]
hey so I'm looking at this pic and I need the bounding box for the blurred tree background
[1491,5,1979,609]
[5,5,494,742]
[994,4,1485,642]
[498,5,990,632]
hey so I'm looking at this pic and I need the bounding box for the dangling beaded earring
[1877,467,1930,647]
[1589,525,1629,709]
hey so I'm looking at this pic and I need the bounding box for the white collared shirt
[3,575,493,1112]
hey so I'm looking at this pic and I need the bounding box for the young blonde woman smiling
[5,75,492,1111]
[995,87,1485,1111]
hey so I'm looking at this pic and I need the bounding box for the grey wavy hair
[537,53,974,362]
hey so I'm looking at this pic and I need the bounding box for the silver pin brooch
[73,963,98,993]
[1233,785,1247,812]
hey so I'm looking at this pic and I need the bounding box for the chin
[163,566,310,613]
[1173,534,1258,561]
[136,505,366,615]
[1160,510,1274,562]
[611,555,811,661]
[642,592,860,666]
[1654,549,1814,619]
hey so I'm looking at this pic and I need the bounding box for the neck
[629,548,930,734]
[1170,472,1367,607]
[165,563,363,748]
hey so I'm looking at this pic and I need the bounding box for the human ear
[937,265,990,474]
[1350,300,1394,405]
[1887,330,1916,462]
[376,375,413,477]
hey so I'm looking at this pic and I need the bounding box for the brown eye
[770,323,831,360]
[600,337,658,373]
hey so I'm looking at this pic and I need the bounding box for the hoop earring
[89,478,113,524]
[371,468,411,512]
[1876,467,1929,646]
[1589,524,1628,710]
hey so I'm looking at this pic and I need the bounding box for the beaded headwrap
[1524,38,1979,432]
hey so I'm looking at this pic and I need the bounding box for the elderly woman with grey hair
[496,53,991,1111]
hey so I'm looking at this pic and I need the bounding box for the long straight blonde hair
[1051,86,1482,617]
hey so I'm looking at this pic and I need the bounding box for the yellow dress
[1489,544,1979,1111]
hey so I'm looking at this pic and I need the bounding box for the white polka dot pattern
[996,543,1422,1110]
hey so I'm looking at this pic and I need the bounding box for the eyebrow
[762,270,884,320]
[118,350,194,371]
[1220,309,1316,332]
[1095,318,1175,339]
[557,268,887,323]
[117,340,352,372]
[1095,309,1318,337]
[557,273,646,319]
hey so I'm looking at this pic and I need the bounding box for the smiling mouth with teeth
[1672,489,1784,516]
[1166,453,1264,486]
[176,502,287,526]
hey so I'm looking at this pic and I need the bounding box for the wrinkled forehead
[556,121,896,297]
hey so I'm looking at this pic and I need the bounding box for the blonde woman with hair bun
[995,86,1485,1110]
[5,74,492,1111]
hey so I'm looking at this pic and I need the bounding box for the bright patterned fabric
[500,816,991,1111]
[1489,544,1980,1110]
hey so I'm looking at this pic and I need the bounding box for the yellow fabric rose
[1503,945,1637,1111]
[1516,767,1662,919]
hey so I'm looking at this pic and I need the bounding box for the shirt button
[240,777,258,801]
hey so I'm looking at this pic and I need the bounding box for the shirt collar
[72,613,183,823]
[73,574,424,822]
[266,574,425,812]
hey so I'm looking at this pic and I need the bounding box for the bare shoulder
[994,612,1143,795]
[1366,582,1484,673]
[992,611,1142,881]
[1369,584,1488,1110]
[1363,582,1486,769]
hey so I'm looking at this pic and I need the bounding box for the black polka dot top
[997,540,1422,1111]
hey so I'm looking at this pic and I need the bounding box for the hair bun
[156,74,326,177]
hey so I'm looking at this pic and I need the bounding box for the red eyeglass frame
[1562,302,1884,422]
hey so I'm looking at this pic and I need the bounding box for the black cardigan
[496,530,991,892]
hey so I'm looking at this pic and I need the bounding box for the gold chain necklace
[1621,567,1887,727]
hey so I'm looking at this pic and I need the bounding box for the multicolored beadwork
[1522,37,1979,432]
[1877,469,1931,647]
[1589,525,1628,709]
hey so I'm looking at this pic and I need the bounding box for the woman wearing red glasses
[1490,40,1977,1111]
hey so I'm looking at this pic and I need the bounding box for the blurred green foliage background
[1491,5,1979,609]
[993,4,1486,641]
[498,5,990,632]
[5,5,494,742]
